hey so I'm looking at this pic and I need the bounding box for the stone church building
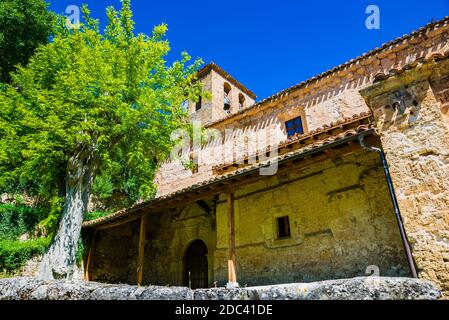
[82,17,449,297]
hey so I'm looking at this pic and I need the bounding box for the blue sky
[48,0,449,101]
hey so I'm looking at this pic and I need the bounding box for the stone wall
[12,255,84,280]
[141,203,216,287]
[88,220,139,283]
[155,19,449,197]
[213,149,409,286]
[88,202,216,286]
[360,58,449,297]
[0,276,441,300]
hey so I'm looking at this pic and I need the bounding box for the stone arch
[224,82,232,112]
[239,93,245,110]
[170,203,215,287]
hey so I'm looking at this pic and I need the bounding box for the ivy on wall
[0,203,49,273]
[0,203,110,273]
[0,204,46,241]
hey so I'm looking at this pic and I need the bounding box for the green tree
[0,0,204,279]
[0,0,55,83]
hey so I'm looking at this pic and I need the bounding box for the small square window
[285,116,304,138]
[276,216,291,239]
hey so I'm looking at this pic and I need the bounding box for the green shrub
[76,237,84,266]
[84,210,112,221]
[0,204,46,241]
[0,237,51,273]
[92,174,114,200]
[37,196,63,236]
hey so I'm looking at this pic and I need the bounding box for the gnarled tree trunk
[39,146,98,280]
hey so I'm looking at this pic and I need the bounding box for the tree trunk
[39,146,98,280]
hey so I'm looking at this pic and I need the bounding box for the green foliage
[84,210,113,222]
[0,0,55,83]
[75,237,84,265]
[14,194,25,205]
[92,174,114,200]
[0,203,46,241]
[0,237,51,273]
[0,0,205,209]
[0,203,52,273]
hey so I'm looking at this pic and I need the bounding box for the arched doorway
[183,240,208,289]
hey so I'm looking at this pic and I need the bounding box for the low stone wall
[0,277,441,300]
[10,255,84,279]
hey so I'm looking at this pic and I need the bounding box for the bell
[224,96,231,111]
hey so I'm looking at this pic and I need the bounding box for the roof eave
[82,127,376,229]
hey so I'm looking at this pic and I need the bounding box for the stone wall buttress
[360,58,449,297]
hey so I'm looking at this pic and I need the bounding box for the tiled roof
[80,17,449,229]
[197,62,257,99]
[205,16,449,128]
[83,113,375,228]
[213,112,372,175]
[373,50,449,82]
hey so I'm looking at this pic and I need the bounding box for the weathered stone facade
[213,149,410,286]
[83,18,449,298]
[155,18,449,197]
[360,57,449,298]
[189,64,256,125]
[88,149,409,287]
[0,277,441,300]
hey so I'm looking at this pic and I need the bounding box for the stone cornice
[360,55,449,101]
[205,16,449,129]
[197,62,257,99]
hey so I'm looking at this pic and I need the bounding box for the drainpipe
[358,135,418,278]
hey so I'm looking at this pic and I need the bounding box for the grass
[84,210,113,221]
[0,271,12,279]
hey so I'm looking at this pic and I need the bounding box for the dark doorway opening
[184,239,208,289]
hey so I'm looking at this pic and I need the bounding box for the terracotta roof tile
[197,62,256,99]
[83,113,375,228]
[205,16,449,128]
[373,49,449,82]
[212,112,372,176]
[78,17,449,229]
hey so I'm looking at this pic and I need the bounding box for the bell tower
[189,63,256,125]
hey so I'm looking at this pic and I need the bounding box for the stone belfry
[188,63,256,126]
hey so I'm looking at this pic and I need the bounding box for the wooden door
[184,240,208,289]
